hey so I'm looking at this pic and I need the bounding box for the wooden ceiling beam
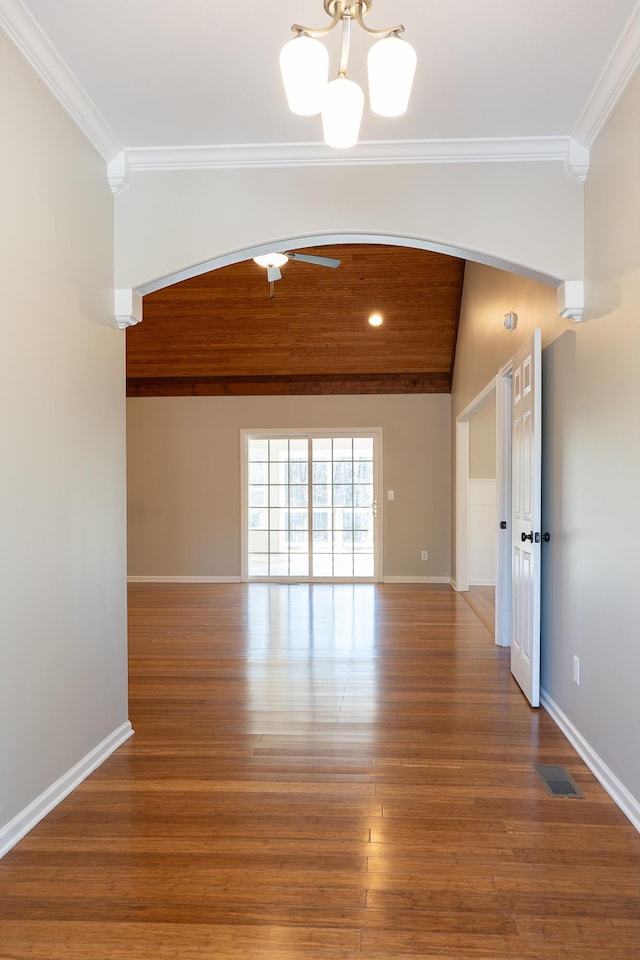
[126,372,452,397]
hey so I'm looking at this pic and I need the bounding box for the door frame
[240,427,384,583]
[455,360,512,647]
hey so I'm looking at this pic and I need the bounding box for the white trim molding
[573,1,640,149]
[563,139,590,183]
[127,576,242,583]
[383,576,451,584]
[0,721,134,859]
[137,233,559,298]
[455,420,470,593]
[495,363,513,648]
[107,151,132,194]
[0,0,121,162]
[114,289,143,329]
[122,136,585,179]
[541,690,640,833]
[557,280,586,323]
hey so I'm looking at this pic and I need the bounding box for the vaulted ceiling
[127,245,465,396]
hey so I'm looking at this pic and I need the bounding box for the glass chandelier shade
[322,76,364,149]
[367,35,417,117]
[279,2,416,148]
[279,36,329,115]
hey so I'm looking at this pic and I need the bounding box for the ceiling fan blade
[267,266,282,282]
[285,252,341,268]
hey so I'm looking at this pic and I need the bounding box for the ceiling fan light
[280,36,329,116]
[321,76,364,149]
[368,35,417,117]
[253,253,289,268]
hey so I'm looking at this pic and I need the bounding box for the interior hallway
[0,582,638,959]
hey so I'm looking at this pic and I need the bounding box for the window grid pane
[248,436,374,579]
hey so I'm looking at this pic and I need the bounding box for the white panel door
[510,330,542,706]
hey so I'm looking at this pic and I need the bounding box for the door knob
[521,531,533,542]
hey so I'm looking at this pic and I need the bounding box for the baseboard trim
[130,576,452,586]
[469,579,497,587]
[540,690,640,833]
[0,720,134,859]
[127,576,242,583]
[383,576,451,584]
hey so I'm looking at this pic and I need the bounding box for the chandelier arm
[291,4,343,39]
[354,3,404,38]
[338,10,352,75]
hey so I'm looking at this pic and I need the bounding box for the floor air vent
[534,763,584,798]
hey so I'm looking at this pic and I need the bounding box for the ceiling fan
[253,250,341,298]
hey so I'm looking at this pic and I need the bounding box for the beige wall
[451,72,640,810]
[127,394,451,580]
[0,34,128,839]
[541,69,640,804]
[469,399,496,480]
[450,263,571,576]
[452,264,572,415]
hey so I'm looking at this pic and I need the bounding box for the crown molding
[123,136,585,175]
[0,0,121,162]
[573,0,640,148]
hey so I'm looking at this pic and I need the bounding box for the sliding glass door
[243,431,381,581]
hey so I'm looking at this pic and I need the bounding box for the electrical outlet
[421,550,428,561]
[387,490,394,500]
[573,655,580,686]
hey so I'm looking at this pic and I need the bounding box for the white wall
[114,161,584,293]
[126,394,452,581]
[468,480,497,585]
[0,34,129,850]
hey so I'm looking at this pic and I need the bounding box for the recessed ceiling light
[368,313,383,327]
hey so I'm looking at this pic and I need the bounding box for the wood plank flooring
[461,586,495,636]
[1,583,638,959]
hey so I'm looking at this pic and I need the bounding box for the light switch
[387,490,394,500]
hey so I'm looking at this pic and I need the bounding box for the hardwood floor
[461,586,495,636]
[1,583,638,959]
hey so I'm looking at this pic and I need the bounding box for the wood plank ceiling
[126,245,465,396]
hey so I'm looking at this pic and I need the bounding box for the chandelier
[280,1,417,149]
